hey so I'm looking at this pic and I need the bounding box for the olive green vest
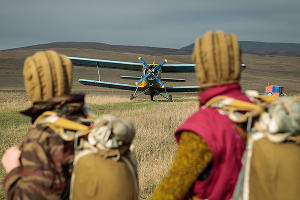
[249,137,300,200]
[70,148,138,200]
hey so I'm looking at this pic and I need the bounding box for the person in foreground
[2,50,78,199]
[232,96,300,200]
[1,50,138,200]
[150,30,251,200]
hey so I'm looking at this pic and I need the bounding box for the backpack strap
[204,96,265,123]
[121,155,139,200]
[33,111,94,141]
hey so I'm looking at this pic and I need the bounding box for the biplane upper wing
[69,57,196,73]
[79,79,138,91]
[70,57,245,73]
[161,64,195,73]
[163,63,246,73]
[68,57,142,71]
[165,86,199,92]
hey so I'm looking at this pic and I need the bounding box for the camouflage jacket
[3,94,93,200]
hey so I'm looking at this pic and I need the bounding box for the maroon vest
[175,83,250,200]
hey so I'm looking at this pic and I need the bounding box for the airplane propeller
[136,73,151,85]
[154,75,164,87]
[136,57,167,87]
[136,57,151,85]
[153,59,167,71]
[138,57,151,71]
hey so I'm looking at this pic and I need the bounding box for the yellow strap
[52,117,89,131]
[204,96,270,123]
[34,111,89,131]
[33,111,92,141]
[205,96,264,113]
[33,111,57,127]
[258,95,276,103]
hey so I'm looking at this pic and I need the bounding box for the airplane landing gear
[130,94,134,100]
[168,95,173,102]
[130,87,151,100]
[150,94,154,101]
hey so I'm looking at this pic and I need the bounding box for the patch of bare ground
[85,94,131,104]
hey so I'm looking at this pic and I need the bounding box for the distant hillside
[8,42,192,56]
[181,41,300,57]
[1,45,300,95]
[6,41,300,57]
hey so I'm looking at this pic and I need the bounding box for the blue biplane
[69,56,247,101]
[68,56,200,101]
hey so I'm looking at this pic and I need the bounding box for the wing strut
[152,87,173,102]
[130,87,151,100]
[96,62,101,81]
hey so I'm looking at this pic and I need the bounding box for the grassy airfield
[1,45,300,199]
[0,91,198,199]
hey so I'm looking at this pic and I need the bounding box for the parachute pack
[34,112,139,200]
[204,91,300,200]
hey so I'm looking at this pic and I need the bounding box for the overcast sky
[1,0,299,50]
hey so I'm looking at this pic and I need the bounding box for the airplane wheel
[130,94,134,100]
[168,95,173,102]
[150,95,154,101]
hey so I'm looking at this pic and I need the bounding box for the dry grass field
[0,47,299,199]
[0,91,198,199]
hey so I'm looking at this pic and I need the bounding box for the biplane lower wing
[79,79,137,91]
[165,86,200,92]
[79,79,199,92]
[68,57,142,71]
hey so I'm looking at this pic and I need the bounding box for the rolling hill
[7,42,192,56]
[181,41,300,57]
[9,41,300,57]
[1,42,300,96]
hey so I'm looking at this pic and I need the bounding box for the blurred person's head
[192,30,242,91]
[23,50,72,103]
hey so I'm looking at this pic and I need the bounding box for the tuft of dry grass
[0,91,30,111]
[85,94,130,105]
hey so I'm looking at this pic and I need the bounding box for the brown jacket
[3,94,91,200]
